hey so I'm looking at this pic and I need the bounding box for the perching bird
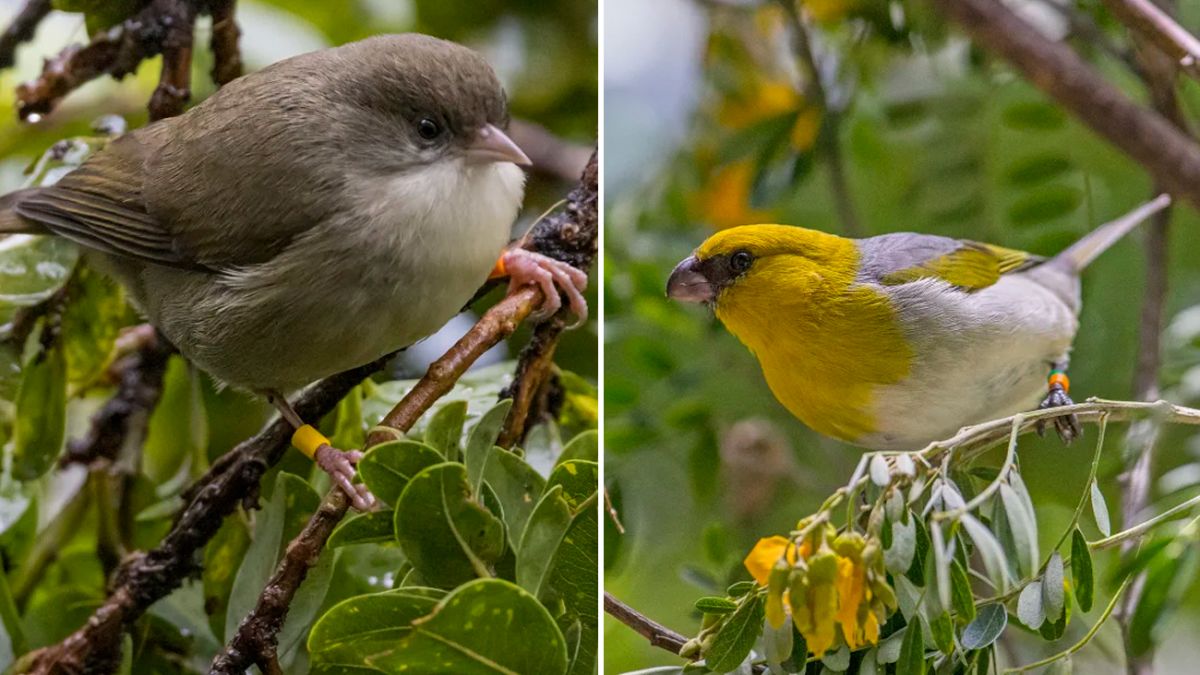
[667,197,1170,451]
[0,34,587,509]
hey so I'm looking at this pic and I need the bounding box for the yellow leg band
[292,424,330,459]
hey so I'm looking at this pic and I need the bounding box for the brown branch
[928,0,1200,209]
[604,592,689,654]
[20,356,389,675]
[208,0,243,86]
[11,0,243,122]
[498,319,565,448]
[1103,0,1200,80]
[0,0,50,70]
[213,152,599,673]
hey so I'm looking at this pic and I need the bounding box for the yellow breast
[714,247,913,444]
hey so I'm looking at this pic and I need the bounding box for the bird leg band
[291,424,331,459]
[1048,369,1070,393]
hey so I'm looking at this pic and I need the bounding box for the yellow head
[666,224,911,443]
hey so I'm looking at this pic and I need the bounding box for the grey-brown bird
[0,34,587,509]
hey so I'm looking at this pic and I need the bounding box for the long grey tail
[1051,194,1172,273]
[0,188,47,235]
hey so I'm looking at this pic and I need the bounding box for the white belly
[143,159,525,392]
[860,271,1079,450]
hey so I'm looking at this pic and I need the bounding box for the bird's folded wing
[858,232,1043,292]
[13,131,214,270]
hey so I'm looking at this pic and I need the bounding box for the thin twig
[604,592,689,654]
[0,0,50,70]
[1103,0,1200,80]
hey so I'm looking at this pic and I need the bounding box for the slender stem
[1003,577,1132,673]
[1051,414,1109,554]
[1090,492,1200,550]
[934,415,1022,522]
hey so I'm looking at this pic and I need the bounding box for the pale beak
[467,124,531,167]
[667,256,716,303]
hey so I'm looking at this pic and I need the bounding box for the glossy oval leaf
[424,399,468,460]
[545,460,599,511]
[482,447,547,545]
[394,462,505,589]
[556,429,598,466]
[308,587,445,669]
[365,579,568,675]
[328,510,396,548]
[357,441,443,507]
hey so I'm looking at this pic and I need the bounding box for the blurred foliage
[0,0,597,672]
[605,1,1200,673]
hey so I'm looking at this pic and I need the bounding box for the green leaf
[464,399,513,494]
[1007,185,1081,227]
[961,603,1007,650]
[1090,480,1111,537]
[331,385,365,452]
[906,513,931,587]
[930,611,954,655]
[543,495,598,674]
[1003,153,1072,187]
[1045,656,1073,675]
[951,560,976,624]
[357,441,442,507]
[328,510,396,548]
[820,645,850,671]
[0,563,27,659]
[202,515,249,641]
[225,473,320,640]
[695,597,738,614]
[556,429,598,466]
[365,579,569,675]
[481,447,546,544]
[393,462,505,589]
[309,587,444,669]
[12,338,66,481]
[424,400,468,460]
[546,460,600,510]
[59,264,127,386]
[1070,529,1094,612]
[51,0,140,34]
[897,618,927,675]
[1017,580,1045,629]
[705,594,764,673]
[726,581,755,597]
[1043,552,1065,623]
[999,483,1038,577]
[143,356,208,483]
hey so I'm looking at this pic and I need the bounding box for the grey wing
[855,233,965,284]
[855,232,1045,292]
[14,64,344,271]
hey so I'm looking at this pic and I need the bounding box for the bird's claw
[501,248,588,326]
[1035,384,1081,444]
[314,444,374,511]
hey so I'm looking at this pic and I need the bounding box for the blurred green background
[603,0,1200,672]
[0,0,596,672]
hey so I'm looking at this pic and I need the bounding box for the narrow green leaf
[705,594,764,673]
[424,400,467,459]
[726,581,755,597]
[906,514,931,586]
[897,618,927,675]
[961,603,1007,650]
[951,560,976,623]
[1043,552,1065,623]
[695,597,738,614]
[464,399,513,494]
[931,611,954,655]
[12,339,66,480]
[1090,480,1111,537]
[1128,545,1198,656]
[1071,529,1094,612]
[202,515,249,641]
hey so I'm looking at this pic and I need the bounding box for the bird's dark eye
[417,118,441,140]
[730,250,753,273]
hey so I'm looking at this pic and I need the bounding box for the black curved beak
[666,255,716,303]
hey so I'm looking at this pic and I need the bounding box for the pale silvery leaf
[1043,552,1065,623]
[895,453,916,477]
[1000,483,1039,576]
[869,454,891,487]
[1090,480,1111,537]
[961,514,1011,591]
[931,522,951,613]
[884,516,916,575]
[1018,580,1046,629]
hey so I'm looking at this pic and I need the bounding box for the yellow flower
[834,556,868,648]
[743,535,797,586]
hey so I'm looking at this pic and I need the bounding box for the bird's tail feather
[0,188,45,235]
[1051,194,1172,273]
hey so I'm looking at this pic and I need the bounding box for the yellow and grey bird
[667,196,1170,451]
